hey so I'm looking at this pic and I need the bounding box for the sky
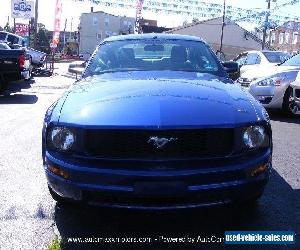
[1,0,300,32]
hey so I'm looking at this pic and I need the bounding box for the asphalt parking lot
[0,64,299,250]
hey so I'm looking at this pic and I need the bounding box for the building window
[123,20,128,26]
[270,32,276,45]
[104,17,109,27]
[97,33,102,40]
[293,32,298,44]
[279,32,284,44]
[285,32,290,44]
[93,17,98,26]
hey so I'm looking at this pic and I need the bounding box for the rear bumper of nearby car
[44,149,272,210]
[21,70,31,80]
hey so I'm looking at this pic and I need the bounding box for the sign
[11,0,35,19]
[15,23,29,36]
[52,0,62,46]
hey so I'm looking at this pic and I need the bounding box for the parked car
[234,50,290,79]
[248,53,300,116]
[0,31,25,46]
[290,75,300,111]
[9,44,46,67]
[42,34,272,209]
[68,61,86,76]
[0,48,31,93]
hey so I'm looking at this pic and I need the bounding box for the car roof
[102,33,205,43]
[0,31,23,39]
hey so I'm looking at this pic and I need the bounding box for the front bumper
[247,84,288,109]
[44,150,272,210]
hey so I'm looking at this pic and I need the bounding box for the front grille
[238,78,251,87]
[84,129,234,159]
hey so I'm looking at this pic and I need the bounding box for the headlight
[243,126,266,149]
[49,127,75,151]
[257,77,282,86]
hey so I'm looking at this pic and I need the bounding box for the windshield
[84,38,224,77]
[263,51,290,63]
[281,54,300,66]
[0,43,11,50]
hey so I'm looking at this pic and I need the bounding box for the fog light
[48,164,70,179]
[250,163,268,177]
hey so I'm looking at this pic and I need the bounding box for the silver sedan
[242,54,300,116]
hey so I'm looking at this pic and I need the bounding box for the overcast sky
[1,0,299,31]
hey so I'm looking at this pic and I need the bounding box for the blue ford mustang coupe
[42,34,272,209]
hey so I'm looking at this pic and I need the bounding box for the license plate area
[134,181,187,197]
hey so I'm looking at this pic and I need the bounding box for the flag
[52,0,62,46]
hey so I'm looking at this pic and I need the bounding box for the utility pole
[63,18,67,49]
[219,0,226,54]
[34,0,39,49]
[262,0,276,50]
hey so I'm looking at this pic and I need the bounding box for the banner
[52,0,62,46]
[135,0,144,34]
[15,23,29,36]
[11,0,35,19]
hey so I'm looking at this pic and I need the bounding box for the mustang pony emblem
[148,136,178,149]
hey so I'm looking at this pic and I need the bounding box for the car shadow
[0,94,38,104]
[268,110,300,124]
[0,79,39,104]
[54,170,299,250]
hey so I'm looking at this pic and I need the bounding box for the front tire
[283,87,299,116]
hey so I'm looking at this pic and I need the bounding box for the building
[167,17,274,60]
[72,0,300,26]
[79,10,135,54]
[140,18,171,33]
[270,21,300,54]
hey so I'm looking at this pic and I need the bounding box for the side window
[0,32,7,41]
[234,54,247,66]
[245,53,260,65]
[7,34,19,44]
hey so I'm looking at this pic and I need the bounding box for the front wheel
[282,87,299,116]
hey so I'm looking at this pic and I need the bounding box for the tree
[192,17,200,23]
[182,20,189,26]
[4,23,13,33]
[35,23,51,52]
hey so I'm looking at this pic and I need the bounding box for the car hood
[242,65,300,81]
[56,73,262,128]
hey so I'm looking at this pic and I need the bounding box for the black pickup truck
[0,49,31,94]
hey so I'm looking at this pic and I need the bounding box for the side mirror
[222,61,240,81]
